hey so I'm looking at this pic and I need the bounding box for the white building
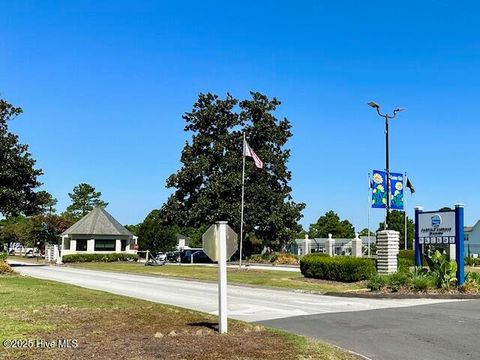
[465,221,480,257]
[60,207,138,258]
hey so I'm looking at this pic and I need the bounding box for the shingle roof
[465,220,480,233]
[61,207,133,236]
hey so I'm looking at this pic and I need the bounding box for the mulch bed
[326,290,480,299]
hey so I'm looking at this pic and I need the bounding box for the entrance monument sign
[415,204,465,285]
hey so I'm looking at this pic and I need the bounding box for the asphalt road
[261,300,480,360]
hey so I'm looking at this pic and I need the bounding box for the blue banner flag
[390,172,404,210]
[371,170,387,208]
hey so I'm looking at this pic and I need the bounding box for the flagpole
[404,172,408,250]
[367,173,371,257]
[239,133,246,268]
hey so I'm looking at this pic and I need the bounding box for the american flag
[244,141,264,169]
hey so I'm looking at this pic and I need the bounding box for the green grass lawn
[0,274,359,360]
[69,262,365,293]
[6,255,46,264]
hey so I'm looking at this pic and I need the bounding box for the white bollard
[217,221,228,334]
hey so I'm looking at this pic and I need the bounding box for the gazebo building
[60,207,138,257]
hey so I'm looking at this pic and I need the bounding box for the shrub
[398,258,413,273]
[386,272,412,292]
[425,250,457,289]
[465,257,480,266]
[0,252,7,262]
[62,253,139,263]
[0,262,14,275]
[465,272,480,287]
[300,254,375,282]
[413,276,433,292]
[459,272,480,293]
[270,253,299,265]
[398,250,415,272]
[398,249,415,261]
[247,254,272,264]
[367,274,388,291]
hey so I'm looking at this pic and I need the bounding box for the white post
[326,234,335,256]
[54,245,61,264]
[449,244,456,261]
[191,253,194,264]
[239,133,246,268]
[304,234,311,255]
[217,221,228,334]
[352,232,363,258]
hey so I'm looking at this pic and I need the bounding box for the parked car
[180,249,213,264]
[166,251,180,262]
[24,249,35,258]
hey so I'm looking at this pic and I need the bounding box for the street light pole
[368,101,404,230]
[385,114,390,230]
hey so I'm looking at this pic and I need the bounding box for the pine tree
[65,183,108,219]
[0,98,43,217]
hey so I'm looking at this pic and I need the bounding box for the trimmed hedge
[62,253,139,263]
[398,250,415,272]
[398,249,415,261]
[300,254,375,282]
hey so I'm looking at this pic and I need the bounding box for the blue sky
[1,1,479,230]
